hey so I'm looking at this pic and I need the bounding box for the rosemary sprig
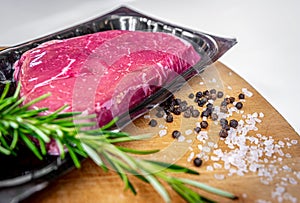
[0,83,237,202]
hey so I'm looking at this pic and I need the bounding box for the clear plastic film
[0,6,236,202]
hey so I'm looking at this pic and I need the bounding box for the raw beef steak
[14,30,200,127]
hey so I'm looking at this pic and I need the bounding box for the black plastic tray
[0,6,236,203]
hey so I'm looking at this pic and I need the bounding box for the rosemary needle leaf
[10,129,19,150]
[81,142,104,167]
[20,133,43,160]
[0,82,10,101]
[65,144,81,168]
[144,173,170,203]
[176,178,237,200]
[117,146,160,155]
[56,139,65,159]
[0,145,11,155]
[145,160,199,175]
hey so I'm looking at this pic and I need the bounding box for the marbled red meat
[14,30,200,128]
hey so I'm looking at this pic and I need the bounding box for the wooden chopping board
[12,61,299,203]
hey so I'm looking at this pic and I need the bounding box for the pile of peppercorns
[148,89,246,167]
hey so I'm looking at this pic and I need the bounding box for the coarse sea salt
[159,129,167,137]
[185,129,193,135]
[178,135,186,142]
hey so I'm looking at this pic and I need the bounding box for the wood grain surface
[16,61,300,203]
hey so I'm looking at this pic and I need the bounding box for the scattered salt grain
[291,140,298,145]
[259,112,264,118]
[143,115,150,119]
[214,174,225,180]
[203,146,211,153]
[288,177,297,185]
[242,88,253,97]
[178,135,186,142]
[211,156,220,161]
[186,139,192,144]
[228,86,232,90]
[187,152,195,162]
[199,82,204,85]
[159,129,167,137]
[213,163,222,169]
[206,165,214,171]
[185,129,193,135]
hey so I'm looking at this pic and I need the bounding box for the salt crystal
[285,153,292,158]
[203,155,209,161]
[291,140,298,145]
[286,142,292,147]
[214,174,225,180]
[288,177,297,185]
[211,156,220,161]
[187,152,195,162]
[202,116,207,121]
[159,124,165,128]
[278,141,285,146]
[185,129,193,135]
[198,144,203,151]
[199,82,204,85]
[186,139,192,144]
[143,115,150,119]
[188,146,193,151]
[159,129,167,137]
[195,122,201,127]
[178,135,186,142]
[213,163,222,169]
[228,86,232,90]
[208,142,215,147]
[203,146,211,153]
[212,78,217,83]
[249,164,258,172]
[282,165,291,172]
[206,165,214,171]
[259,112,264,118]
[242,88,253,97]
[252,112,258,117]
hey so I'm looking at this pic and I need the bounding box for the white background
[0,0,299,134]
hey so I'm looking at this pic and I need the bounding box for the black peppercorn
[201,110,210,118]
[149,119,158,127]
[221,100,228,107]
[229,97,235,103]
[238,93,245,99]
[220,105,228,113]
[235,102,243,110]
[222,124,230,131]
[183,111,191,118]
[217,91,224,98]
[172,130,181,139]
[191,110,200,118]
[172,107,181,115]
[211,113,218,121]
[206,103,213,109]
[197,98,207,107]
[210,89,217,94]
[166,114,173,123]
[195,91,203,98]
[194,127,201,133]
[224,97,231,104]
[203,90,210,96]
[220,118,228,127]
[155,110,164,118]
[193,157,203,167]
[200,121,208,129]
[188,93,194,99]
[219,129,228,138]
[229,119,238,128]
